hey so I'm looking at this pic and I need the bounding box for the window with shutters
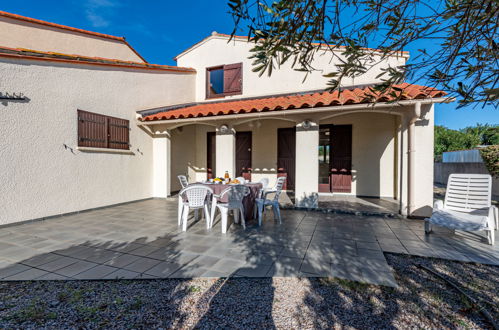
[206,63,242,99]
[77,110,130,150]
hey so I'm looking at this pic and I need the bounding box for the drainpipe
[407,102,421,216]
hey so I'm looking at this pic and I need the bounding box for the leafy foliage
[479,145,499,178]
[434,126,480,159]
[461,124,499,145]
[434,124,499,159]
[228,0,499,107]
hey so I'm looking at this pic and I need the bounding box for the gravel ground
[0,254,497,329]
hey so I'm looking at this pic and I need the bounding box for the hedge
[480,145,499,178]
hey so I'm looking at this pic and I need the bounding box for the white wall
[412,104,435,217]
[0,16,145,62]
[176,35,408,102]
[169,125,198,192]
[0,58,195,225]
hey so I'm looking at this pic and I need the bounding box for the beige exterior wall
[0,58,195,225]
[320,112,398,198]
[0,16,144,62]
[167,112,400,197]
[176,35,408,102]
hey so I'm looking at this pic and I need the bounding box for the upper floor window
[206,63,242,99]
[77,110,130,150]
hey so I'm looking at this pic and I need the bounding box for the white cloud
[85,10,110,28]
[83,0,120,28]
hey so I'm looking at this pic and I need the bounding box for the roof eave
[137,97,453,126]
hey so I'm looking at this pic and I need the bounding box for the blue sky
[2,0,497,129]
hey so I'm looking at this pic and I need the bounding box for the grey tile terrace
[0,199,497,286]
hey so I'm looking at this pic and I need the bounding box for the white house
[0,11,449,226]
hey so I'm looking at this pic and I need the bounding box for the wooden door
[207,132,216,179]
[330,125,352,193]
[277,127,296,190]
[236,131,252,180]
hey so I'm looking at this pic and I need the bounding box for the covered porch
[140,91,442,217]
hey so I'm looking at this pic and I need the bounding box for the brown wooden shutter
[223,63,242,95]
[77,110,129,150]
[108,116,130,150]
[77,110,107,148]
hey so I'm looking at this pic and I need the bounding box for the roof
[0,46,196,73]
[139,83,447,122]
[0,10,147,63]
[174,32,410,61]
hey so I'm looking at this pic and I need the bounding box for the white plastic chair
[425,174,497,245]
[211,185,250,233]
[257,178,270,198]
[179,185,213,232]
[254,176,286,226]
[178,175,188,188]
[235,177,246,184]
[177,175,189,224]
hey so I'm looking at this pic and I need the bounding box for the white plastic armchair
[179,185,213,232]
[257,178,270,198]
[211,185,250,233]
[254,176,286,226]
[178,175,188,189]
[425,174,497,245]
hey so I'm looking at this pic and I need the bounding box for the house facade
[0,11,448,226]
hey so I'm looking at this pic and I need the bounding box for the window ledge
[76,146,135,155]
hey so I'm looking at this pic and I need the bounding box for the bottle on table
[224,171,230,183]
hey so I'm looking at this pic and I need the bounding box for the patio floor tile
[121,257,162,273]
[104,254,142,268]
[170,266,211,278]
[73,265,118,279]
[103,269,140,280]
[144,261,184,277]
[3,267,48,281]
[300,259,332,276]
[36,272,70,280]
[36,256,79,272]
[266,256,303,277]
[236,264,273,277]
[127,245,162,257]
[210,258,246,274]
[20,253,62,267]
[54,260,99,277]
[201,270,229,277]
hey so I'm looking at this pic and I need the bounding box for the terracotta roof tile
[0,46,196,73]
[140,83,446,122]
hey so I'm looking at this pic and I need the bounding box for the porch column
[295,120,319,208]
[215,124,236,178]
[152,131,171,197]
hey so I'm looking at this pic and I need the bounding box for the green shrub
[480,145,499,178]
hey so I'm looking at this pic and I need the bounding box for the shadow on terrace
[0,199,498,327]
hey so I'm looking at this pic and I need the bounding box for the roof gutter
[137,97,452,126]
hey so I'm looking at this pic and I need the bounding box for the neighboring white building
[0,11,449,226]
